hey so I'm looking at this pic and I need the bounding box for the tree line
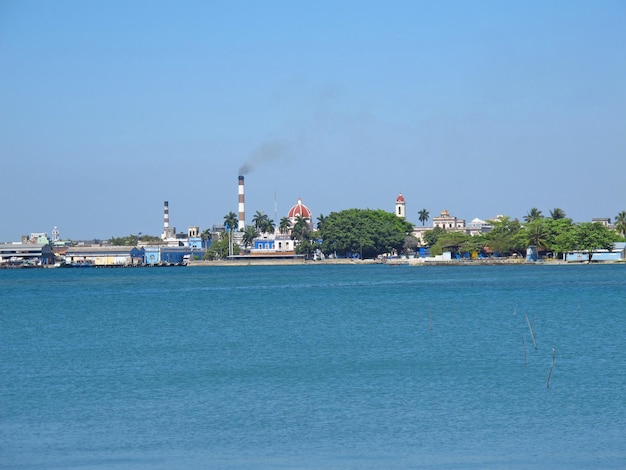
[424,208,626,261]
[111,207,626,262]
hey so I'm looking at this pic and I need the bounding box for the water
[1,264,625,469]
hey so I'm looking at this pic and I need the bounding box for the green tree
[224,212,238,233]
[615,211,626,238]
[541,217,575,259]
[485,216,524,256]
[204,232,240,260]
[573,222,618,262]
[252,211,268,232]
[523,220,549,250]
[524,207,543,223]
[550,208,566,220]
[201,229,212,242]
[109,234,142,246]
[279,217,292,235]
[430,231,471,257]
[265,218,276,235]
[422,226,445,247]
[242,226,260,249]
[291,215,311,242]
[223,211,239,257]
[418,209,430,226]
[552,225,577,259]
[316,214,327,231]
[319,209,413,258]
[461,234,486,257]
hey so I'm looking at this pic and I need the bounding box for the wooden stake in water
[429,307,433,331]
[525,314,537,350]
[522,333,527,365]
[546,348,556,388]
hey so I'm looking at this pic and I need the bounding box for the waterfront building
[565,242,626,262]
[0,243,54,267]
[64,246,144,267]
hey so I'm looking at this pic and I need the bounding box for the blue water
[1,264,625,469]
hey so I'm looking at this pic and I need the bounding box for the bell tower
[395,194,406,219]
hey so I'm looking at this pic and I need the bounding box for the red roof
[396,194,405,203]
[288,198,312,219]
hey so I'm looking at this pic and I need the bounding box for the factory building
[0,243,54,266]
[64,246,145,267]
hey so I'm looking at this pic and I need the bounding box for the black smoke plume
[239,140,289,175]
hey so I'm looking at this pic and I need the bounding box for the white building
[432,210,465,230]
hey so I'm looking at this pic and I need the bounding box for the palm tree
[223,212,238,232]
[252,211,269,232]
[524,207,543,223]
[291,215,310,241]
[279,217,292,235]
[200,228,212,248]
[615,211,626,237]
[316,214,327,231]
[223,212,238,257]
[265,218,276,235]
[242,226,259,249]
[418,209,430,226]
[526,222,549,250]
[550,208,566,220]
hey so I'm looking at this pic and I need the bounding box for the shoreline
[2,258,621,269]
[188,258,623,267]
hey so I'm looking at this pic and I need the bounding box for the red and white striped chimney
[238,176,245,230]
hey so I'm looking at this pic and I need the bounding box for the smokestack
[162,201,169,239]
[238,176,245,230]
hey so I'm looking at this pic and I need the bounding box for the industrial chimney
[162,201,174,240]
[238,175,245,230]
[163,201,170,238]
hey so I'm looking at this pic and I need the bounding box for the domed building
[251,198,313,255]
[288,198,313,228]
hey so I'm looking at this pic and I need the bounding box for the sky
[1,0,625,241]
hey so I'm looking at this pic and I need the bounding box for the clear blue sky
[1,0,625,241]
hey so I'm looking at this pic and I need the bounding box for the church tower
[395,194,406,219]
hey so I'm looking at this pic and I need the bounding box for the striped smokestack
[238,176,245,230]
[162,201,170,239]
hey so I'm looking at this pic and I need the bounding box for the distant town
[2,176,625,267]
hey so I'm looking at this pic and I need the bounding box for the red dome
[288,198,312,219]
[396,194,405,203]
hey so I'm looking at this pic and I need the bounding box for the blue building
[565,242,626,262]
[144,246,192,265]
[254,239,275,250]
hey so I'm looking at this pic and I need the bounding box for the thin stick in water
[546,347,556,388]
[525,314,537,350]
[429,307,433,331]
